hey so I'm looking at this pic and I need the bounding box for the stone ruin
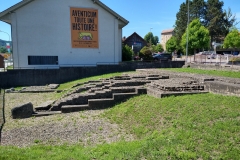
[25,71,208,117]
[11,68,240,118]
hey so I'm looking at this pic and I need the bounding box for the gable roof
[0,0,129,25]
[123,32,147,43]
[161,29,174,34]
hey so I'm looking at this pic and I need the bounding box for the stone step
[32,111,61,117]
[88,92,138,109]
[61,105,90,113]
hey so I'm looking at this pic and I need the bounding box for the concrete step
[61,105,90,113]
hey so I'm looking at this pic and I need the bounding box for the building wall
[161,32,173,51]
[10,0,123,68]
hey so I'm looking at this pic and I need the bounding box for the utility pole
[186,0,190,62]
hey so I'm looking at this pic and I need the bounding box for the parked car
[223,52,232,58]
[152,53,172,61]
[207,52,217,59]
[232,51,239,56]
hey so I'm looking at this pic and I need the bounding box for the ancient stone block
[11,102,34,119]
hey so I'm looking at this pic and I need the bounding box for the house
[122,32,147,54]
[161,28,174,51]
[0,54,4,68]
[0,0,128,69]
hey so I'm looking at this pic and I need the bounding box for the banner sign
[70,7,99,48]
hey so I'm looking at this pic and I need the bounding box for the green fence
[0,89,5,144]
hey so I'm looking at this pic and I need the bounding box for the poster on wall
[70,7,98,48]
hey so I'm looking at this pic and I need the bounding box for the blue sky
[0,0,240,41]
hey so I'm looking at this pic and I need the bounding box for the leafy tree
[223,29,240,48]
[174,0,238,46]
[144,32,159,45]
[140,46,152,60]
[0,47,7,53]
[122,44,133,61]
[154,36,159,45]
[166,36,179,53]
[181,19,210,55]
[155,44,164,52]
[151,44,163,53]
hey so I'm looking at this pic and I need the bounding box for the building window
[28,56,58,65]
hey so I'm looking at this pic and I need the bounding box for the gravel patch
[1,111,134,147]
[1,93,134,147]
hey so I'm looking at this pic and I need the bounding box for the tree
[122,44,133,61]
[174,1,189,41]
[174,0,206,41]
[204,0,228,42]
[223,8,239,34]
[155,44,164,52]
[181,19,210,55]
[154,36,159,45]
[174,0,238,45]
[0,47,7,53]
[223,29,240,49]
[144,32,159,45]
[166,36,179,53]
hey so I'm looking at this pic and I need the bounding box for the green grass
[162,68,240,78]
[103,94,240,159]
[6,65,13,70]
[1,94,239,159]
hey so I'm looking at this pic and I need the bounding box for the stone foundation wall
[0,61,185,88]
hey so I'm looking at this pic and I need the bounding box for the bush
[122,45,133,61]
[229,56,240,62]
[140,46,153,60]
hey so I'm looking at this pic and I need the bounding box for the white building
[0,0,128,69]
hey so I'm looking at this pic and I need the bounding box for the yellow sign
[70,8,98,48]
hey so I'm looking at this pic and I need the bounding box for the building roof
[0,0,129,25]
[161,29,174,34]
[122,32,147,43]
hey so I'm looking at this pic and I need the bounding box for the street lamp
[185,0,190,62]
[0,30,10,42]
[150,28,153,47]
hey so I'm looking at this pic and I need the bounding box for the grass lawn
[1,94,239,159]
[162,68,240,78]
[1,69,239,159]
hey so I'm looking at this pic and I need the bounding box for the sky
[0,0,240,41]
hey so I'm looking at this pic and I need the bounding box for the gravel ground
[1,93,134,147]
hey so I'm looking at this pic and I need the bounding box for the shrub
[140,46,153,60]
[122,45,133,61]
[229,56,240,62]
